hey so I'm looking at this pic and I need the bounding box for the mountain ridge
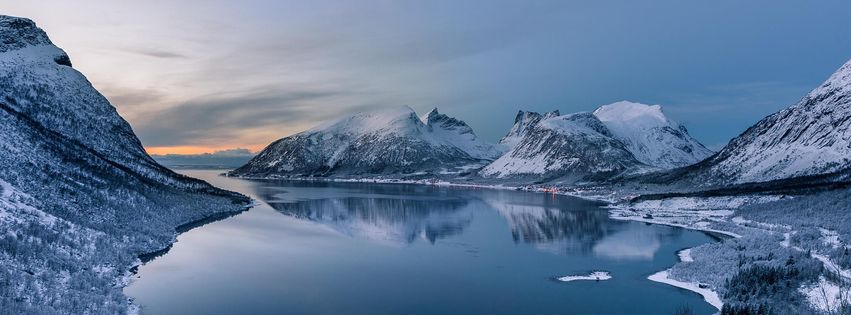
[645,58,851,188]
[0,15,249,313]
[229,106,498,178]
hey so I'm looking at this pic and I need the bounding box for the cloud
[126,48,187,59]
[151,148,254,158]
[150,147,256,168]
[132,87,381,147]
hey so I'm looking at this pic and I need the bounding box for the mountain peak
[0,15,72,68]
[591,101,711,169]
[0,15,53,53]
[593,101,667,126]
[501,110,548,147]
[685,58,851,185]
[423,107,440,123]
[543,110,561,119]
[808,58,851,99]
[513,110,542,124]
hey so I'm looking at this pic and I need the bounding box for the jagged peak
[513,110,542,124]
[543,110,561,119]
[0,15,54,53]
[0,15,72,67]
[422,107,441,123]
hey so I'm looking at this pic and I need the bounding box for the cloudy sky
[7,1,851,154]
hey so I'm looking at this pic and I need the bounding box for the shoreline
[648,269,723,311]
[225,173,620,203]
[121,200,255,312]
[608,206,735,312]
[185,172,732,312]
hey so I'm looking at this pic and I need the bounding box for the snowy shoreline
[225,173,620,203]
[610,205,729,311]
[228,173,730,311]
[122,201,255,312]
[648,270,723,310]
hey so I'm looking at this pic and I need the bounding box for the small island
[557,271,612,282]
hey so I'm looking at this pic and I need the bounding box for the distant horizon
[7,1,851,155]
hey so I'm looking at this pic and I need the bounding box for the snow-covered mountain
[230,106,499,177]
[481,112,643,181]
[593,101,713,169]
[498,110,561,149]
[481,102,711,182]
[667,59,851,185]
[0,15,248,313]
[422,108,503,160]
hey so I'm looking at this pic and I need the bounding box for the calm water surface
[124,170,717,315]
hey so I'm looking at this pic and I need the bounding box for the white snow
[678,248,694,262]
[819,228,842,249]
[481,112,616,177]
[799,276,851,313]
[425,108,503,160]
[648,270,722,310]
[557,271,612,282]
[593,101,713,169]
[812,253,851,281]
[482,102,712,178]
[706,58,851,184]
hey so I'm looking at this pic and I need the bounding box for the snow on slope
[481,112,642,180]
[497,110,560,149]
[481,102,709,182]
[680,59,851,185]
[593,101,713,169]
[231,106,498,177]
[423,108,503,160]
[0,15,248,313]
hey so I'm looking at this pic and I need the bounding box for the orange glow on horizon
[145,145,263,155]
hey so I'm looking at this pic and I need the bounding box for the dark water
[124,170,717,315]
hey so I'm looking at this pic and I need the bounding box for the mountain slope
[230,106,498,177]
[480,112,644,181]
[0,15,248,313]
[661,59,851,186]
[593,101,713,169]
[497,110,561,150]
[481,102,711,183]
[422,108,503,160]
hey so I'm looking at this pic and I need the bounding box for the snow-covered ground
[648,270,722,310]
[608,200,743,238]
[799,276,851,313]
[678,248,694,263]
[611,190,851,314]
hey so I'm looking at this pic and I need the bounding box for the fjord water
[125,170,717,315]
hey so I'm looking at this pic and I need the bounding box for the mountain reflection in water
[254,180,679,260]
[126,171,719,315]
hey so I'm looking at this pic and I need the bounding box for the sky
[6,0,851,154]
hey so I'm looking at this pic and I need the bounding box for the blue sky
[7,0,851,153]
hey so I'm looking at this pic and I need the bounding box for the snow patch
[648,270,722,310]
[799,276,851,312]
[678,248,694,262]
[557,271,612,282]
